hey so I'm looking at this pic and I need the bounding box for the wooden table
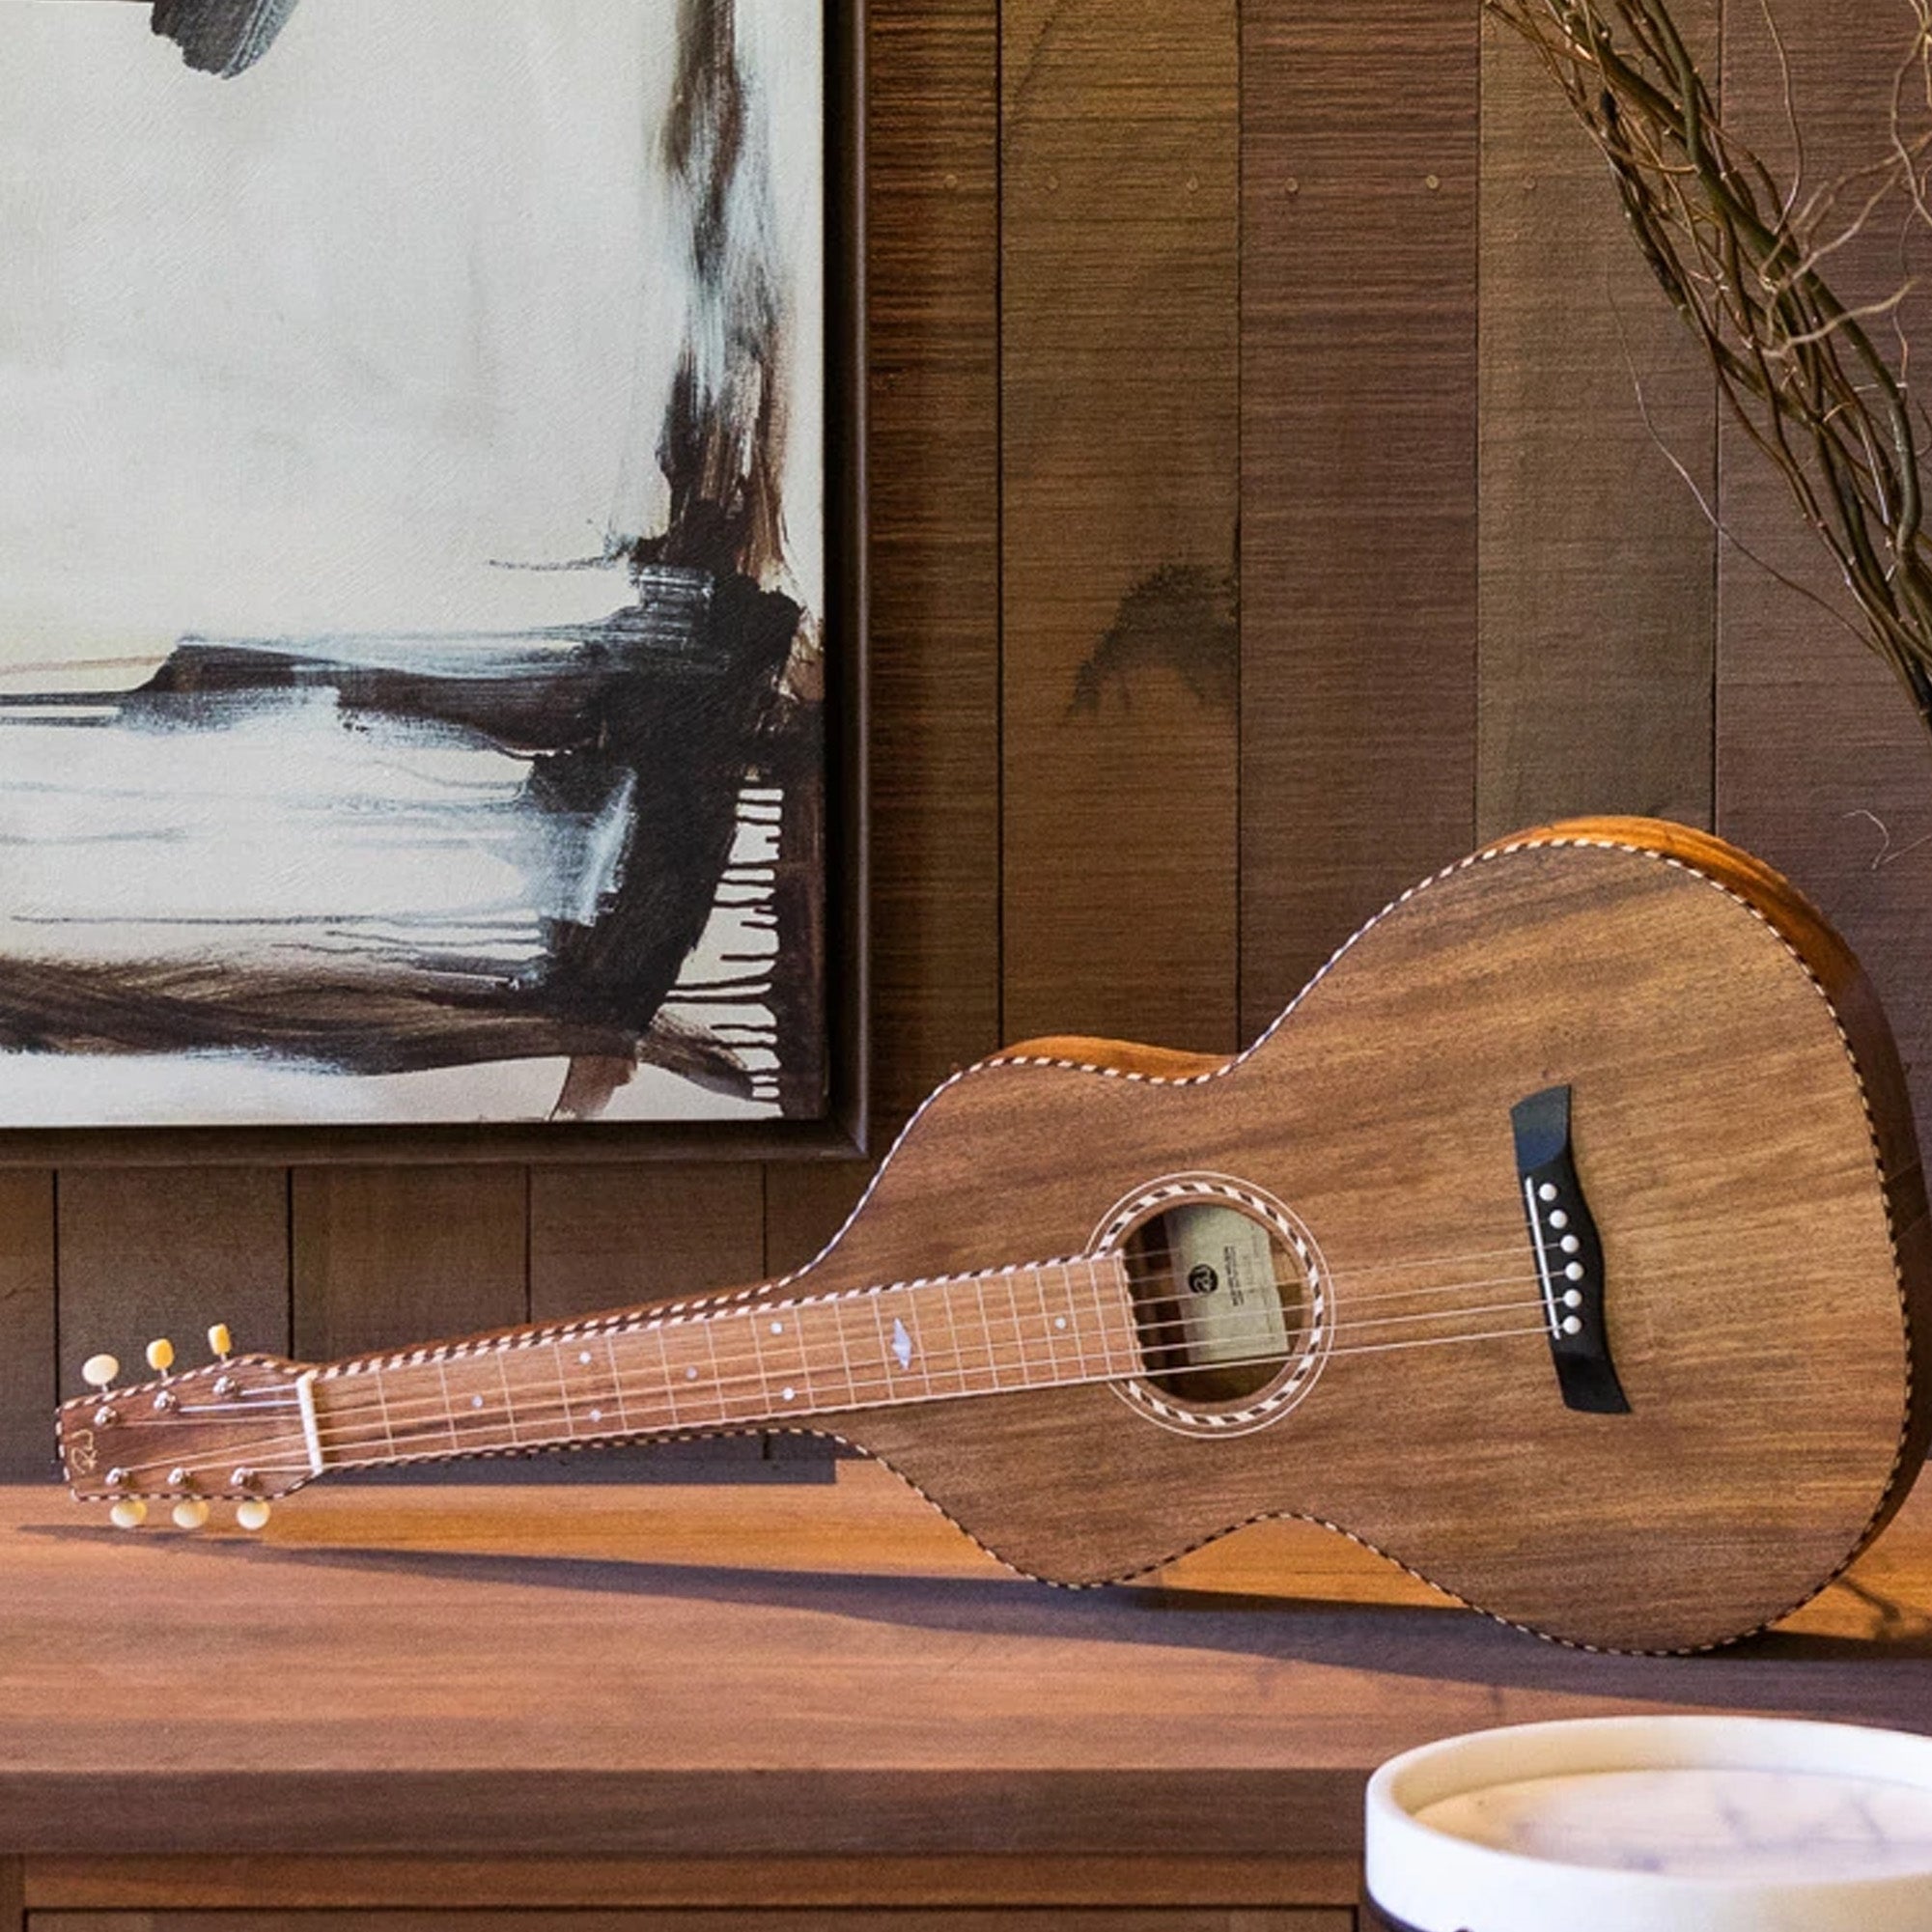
[9,1465,1932,1930]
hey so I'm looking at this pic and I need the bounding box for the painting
[0,0,828,1129]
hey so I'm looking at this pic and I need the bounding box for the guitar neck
[301,1253,1141,1474]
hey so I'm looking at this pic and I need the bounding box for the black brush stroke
[150,0,301,77]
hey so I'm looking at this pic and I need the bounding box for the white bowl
[1365,1715,1932,1931]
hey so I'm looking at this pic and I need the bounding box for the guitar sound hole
[1122,1200,1308,1405]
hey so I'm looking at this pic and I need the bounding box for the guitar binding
[1096,1173,1331,1440]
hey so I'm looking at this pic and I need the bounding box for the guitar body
[774,819,1931,1652]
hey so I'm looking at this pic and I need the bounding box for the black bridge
[1511,1084,1630,1414]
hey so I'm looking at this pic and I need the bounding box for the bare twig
[1487,0,1932,737]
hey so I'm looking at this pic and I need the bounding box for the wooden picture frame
[0,0,869,1166]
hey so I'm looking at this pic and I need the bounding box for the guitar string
[89,1272,1551,1437]
[98,1317,1562,1483]
[82,1252,1563,1433]
[94,1293,1561,1479]
[82,1257,1557,1447]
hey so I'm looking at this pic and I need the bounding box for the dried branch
[1486,0,1932,735]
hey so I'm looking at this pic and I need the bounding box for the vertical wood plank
[1239,0,1480,1035]
[998,0,1241,1052]
[766,0,1003,1267]
[0,1175,55,1479]
[57,1170,290,1387]
[292,1169,526,1362]
[530,1166,765,1317]
[1716,3,1932,1116]
[1475,5,1716,839]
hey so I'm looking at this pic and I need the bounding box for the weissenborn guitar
[55,817,1932,1653]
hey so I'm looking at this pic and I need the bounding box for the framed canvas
[0,0,866,1162]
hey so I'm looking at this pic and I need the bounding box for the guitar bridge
[1512,1084,1630,1415]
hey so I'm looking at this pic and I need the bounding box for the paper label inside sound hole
[1164,1204,1288,1366]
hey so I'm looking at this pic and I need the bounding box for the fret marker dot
[589,1408,602,1421]
[770,1321,783,1334]
[782,1386,796,1401]
[1055,1317,1067,1330]
[578,1351,592,1365]
[470,1395,484,1409]
[686,1366,698,1380]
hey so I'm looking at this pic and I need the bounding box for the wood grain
[531,1166,764,1318]
[9,1467,1932,1862]
[1475,5,1716,837]
[1238,0,1479,1034]
[28,1915,1347,1931]
[847,0,1003,1125]
[22,1857,1362,1912]
[1715,0,1932,1130]
[998,0,1240,1052]
[292,1169,525,1362]
[533,1162,770,1469]
[0,1177,54,1479]
[786,824,1924,1650]
[56,1172,290,1401]
[763,0,1005,1343]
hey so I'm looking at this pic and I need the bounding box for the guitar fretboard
[308,1254,1141,1470]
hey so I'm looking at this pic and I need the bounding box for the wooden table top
[8,1463,1932,1860]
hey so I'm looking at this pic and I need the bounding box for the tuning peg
[81,1353,120,1390]
[208,1323,233,1360]
[109,1498,147,1530]
[236,1499,272,1532]
[171,1498,210,1530]
[146,1338,176,1376]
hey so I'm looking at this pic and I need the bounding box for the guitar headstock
[58,1326,318,1529]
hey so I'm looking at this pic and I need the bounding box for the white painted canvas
[0,0,827,1125]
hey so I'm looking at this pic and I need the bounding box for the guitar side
[785,819,1931,1652]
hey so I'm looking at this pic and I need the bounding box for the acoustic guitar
[54,816,1932,1653]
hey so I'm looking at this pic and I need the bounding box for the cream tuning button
[236,1499,272,1532]
[146,1338,176,1374]
[109,1499,148,1530]
[81,1354,120,1390]
[172,1498,210,1530]
[208,1323,233,1359]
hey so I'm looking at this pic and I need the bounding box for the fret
[438,1350,518,1448]
[647,1326,681,1430]
[1085,1255,1124,1375]
[498,1335,571,1443]
[309,1252,1148,1483]
[827,1289,860,1408]
[893,1290,938,1399]
[699,1321,734,1429]
[755,1304,814,1415]
[432,1359,463,1449]
[1003,1273,1043,1386]
[1032,1270,1064,1383]
[495,1352,521,1444]
[969,1277,1002,1391]
[372,1367,398,1456]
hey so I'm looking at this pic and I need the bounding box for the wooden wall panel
[1475,6,1716,841]
[292,1170,525,1362]
[57,1170,289,1390]
[764,0,1004,1287]
[1238,0,1480,1037]
[0,1177,54,1478]
[531,1167,764,1319]
[998,0,1240,1053]
[1716,3,1932,1116]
